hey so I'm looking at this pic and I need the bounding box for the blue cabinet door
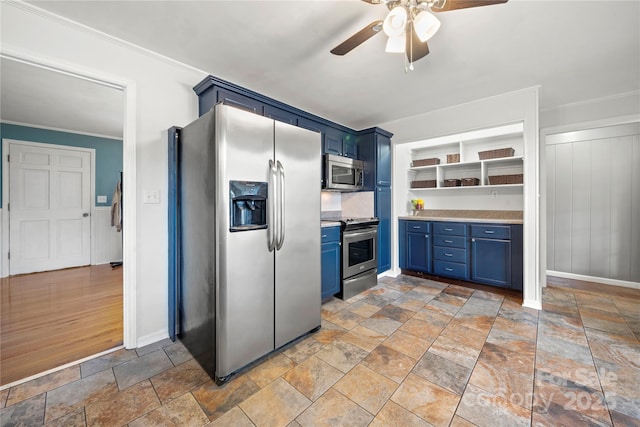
[343,133,358,159]
[215,88,264,115]
[376,186,391,273]
[324,128,343,155]
[376,134,391,187]
[471,238,511,287]
[321,240,341,300]
[407,231,431,273]
[264,105,298,125]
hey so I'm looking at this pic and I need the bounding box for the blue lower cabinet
[407,231,431,273]
[433,260,469,280]
[401,220,523,290]
[321,227,341,301]
[399,220,431,273]
[471,238,511,287]
[433,221,469,280]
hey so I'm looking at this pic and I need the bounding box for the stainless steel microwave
[323,154,364,191]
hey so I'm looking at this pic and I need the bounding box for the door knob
[82,213,90,217]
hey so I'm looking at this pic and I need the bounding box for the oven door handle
[344,229,377,241]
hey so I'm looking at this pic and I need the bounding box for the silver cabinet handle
[412,225,421,229]
[444,267,453,272]
[444,240,453,243]
[472,238,476,242]
[322,234,328,238]
[425,235,429,239]
[268,160,277,252]
[444,228,453,231]
[484,230,495,234]
[276,160,285,250]
[445,253,453,257]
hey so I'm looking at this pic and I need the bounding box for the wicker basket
[444,179,461,187]
[488,174,523,185]
[412,158,440,167]
[478,147,515,160]
[446,153,460,164]
[461,178,480,186]
[411,180,437,188]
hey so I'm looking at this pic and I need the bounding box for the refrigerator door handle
[268,159,277,252]
[276,161,285,250]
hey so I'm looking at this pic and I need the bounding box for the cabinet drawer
[434,246,467,263]
[471,224,511,240]
[433,235,467,249]
[321,227,340,243]
[433,222,467,236]
[406,221,429,233]
[433,260,468,280]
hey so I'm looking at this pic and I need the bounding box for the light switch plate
[97,195,107,203]
[143,190,160,204]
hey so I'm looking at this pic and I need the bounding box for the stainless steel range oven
[339,218,379,300]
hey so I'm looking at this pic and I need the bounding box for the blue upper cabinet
[213,88,264,115]
[357,127,394,274]
[357,128,393,191]
[264,105,297,126]
[324,127,357,158]
[193,75,357,159]
[376,134,391,187]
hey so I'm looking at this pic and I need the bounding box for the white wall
[539,92,640,289]
[380,87,541,309]
[546,123,640,288]
[1,2,206,345]
[93,207,123,265]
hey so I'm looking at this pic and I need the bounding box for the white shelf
[410,183,523,191]
[408,130,524,192]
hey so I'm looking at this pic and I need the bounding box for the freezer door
[274,122,322,348]
[215,105,275,379]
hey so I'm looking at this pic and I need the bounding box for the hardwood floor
[0,265,123,386]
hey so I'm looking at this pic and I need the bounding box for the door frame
[2,139,96,272]
[0,52,137,348]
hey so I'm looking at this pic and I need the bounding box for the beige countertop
[321,221,341,228]
[399,209,523,224]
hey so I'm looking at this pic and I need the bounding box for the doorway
[0,54,130,386]
[7,141,93,275]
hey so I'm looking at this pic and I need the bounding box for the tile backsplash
[321,191,375,219]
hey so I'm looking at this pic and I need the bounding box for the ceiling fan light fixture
[383,6,408,37]
[413,10,440,42]
[385,34,406,53]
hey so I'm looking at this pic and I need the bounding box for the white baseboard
[547,270,640,290]
[136,330,169,349]
[522,299,542,310]
[378,269,400,279]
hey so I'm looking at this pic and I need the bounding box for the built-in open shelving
[408,126,524,191]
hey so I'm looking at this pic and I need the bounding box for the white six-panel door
[9,142,91,275]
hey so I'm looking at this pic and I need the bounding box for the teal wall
[0,123,122,206]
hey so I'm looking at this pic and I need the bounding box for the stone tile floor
[1,275,639,426]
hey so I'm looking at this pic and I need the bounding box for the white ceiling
[6,0,640,134]
[0,57,124,139]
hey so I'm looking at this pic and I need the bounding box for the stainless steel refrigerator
[178,104,321,383]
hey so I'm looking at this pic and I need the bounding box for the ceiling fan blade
[431,0,508,12]
[330,20,383,56]
[406,23,429,63]
[360,0,383,3]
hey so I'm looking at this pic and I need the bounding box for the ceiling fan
[331,0,508,70]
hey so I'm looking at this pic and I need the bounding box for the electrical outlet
[143,190,160,204]
[97,195,107,203]
[491,190,498,199]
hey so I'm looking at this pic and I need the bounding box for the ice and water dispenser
[229,180,268,231]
